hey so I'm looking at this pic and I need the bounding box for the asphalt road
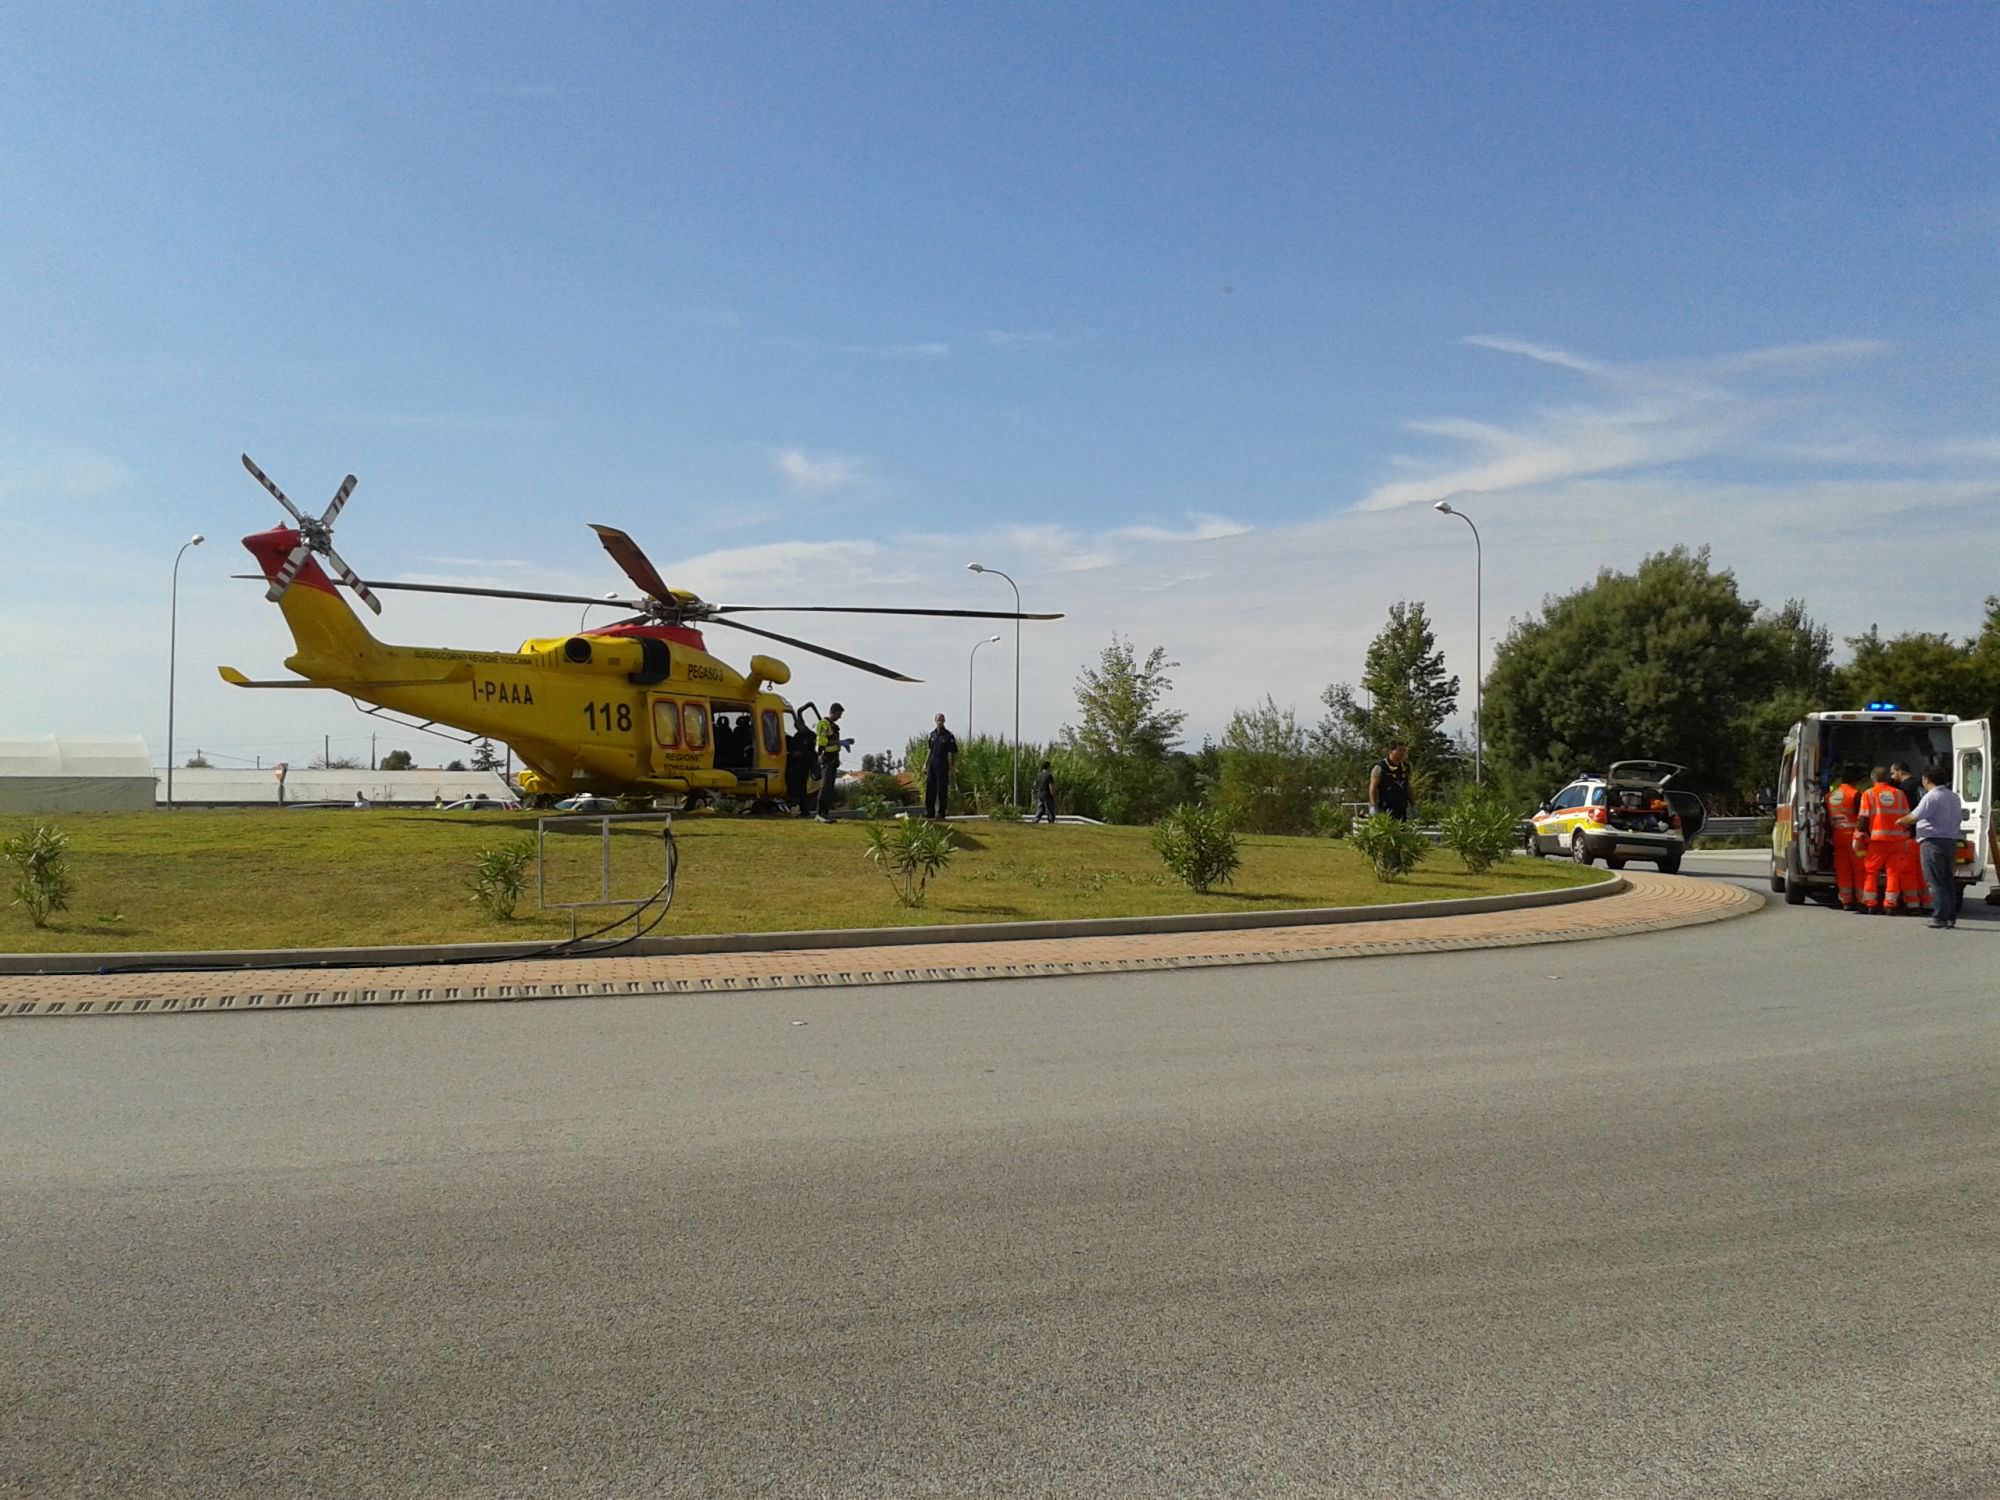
[5,874,1996,1498]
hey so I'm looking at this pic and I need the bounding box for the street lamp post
[578,591,621,632]
[967,634,1001,741]
[166,533,206,808]
[1432,500,1482,785]
[966,563,1022,804]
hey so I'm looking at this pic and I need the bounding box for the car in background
[440,794,519,811]
[1525,761,1703,871]
[551,794,622,814]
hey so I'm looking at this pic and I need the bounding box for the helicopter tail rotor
[242,456,382,615]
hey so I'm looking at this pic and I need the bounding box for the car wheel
[1524,827,1545,858]
[1768,863,1785,893]
[1607,856,1626,870]
[1570,831,1593,866]
[1657,855,1681,874]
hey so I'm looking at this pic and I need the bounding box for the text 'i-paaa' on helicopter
[219,456,1060,807]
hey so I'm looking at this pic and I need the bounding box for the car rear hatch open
[1605,760,1704,839]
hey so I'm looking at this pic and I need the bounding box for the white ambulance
[1770,707,1990,905]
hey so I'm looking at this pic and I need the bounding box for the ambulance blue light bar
[1866,701,1899,711]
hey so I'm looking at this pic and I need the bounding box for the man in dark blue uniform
[923,713,958,820]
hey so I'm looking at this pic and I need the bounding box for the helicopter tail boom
[242,526,387,677]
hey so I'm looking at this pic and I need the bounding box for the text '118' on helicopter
[220,456,1059,806]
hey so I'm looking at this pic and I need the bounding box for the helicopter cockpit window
[683,703,709,751]
[652,699,680,749]
[762,710,781,757]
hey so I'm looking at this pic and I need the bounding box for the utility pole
[324,733,330,768]
[370,733,377,771]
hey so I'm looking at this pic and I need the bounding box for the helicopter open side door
[1953,719,1990,881]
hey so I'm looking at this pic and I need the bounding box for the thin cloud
[1109,513,1253,543]
[1360,335,1897,511]
[1462,335,1608,375]
[775,448,863,494]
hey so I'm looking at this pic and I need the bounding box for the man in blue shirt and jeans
[1899,764,1965,929]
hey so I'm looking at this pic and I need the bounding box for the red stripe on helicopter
[585,620,708,650]
[241,527,339,595]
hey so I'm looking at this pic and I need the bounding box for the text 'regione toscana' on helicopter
[218,456,1060,804]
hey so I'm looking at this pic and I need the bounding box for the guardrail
[1701,816,1764,839]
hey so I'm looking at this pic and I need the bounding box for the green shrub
[864,818,959,907]
[469,838,535,919]
[1349,811,1428,881]
[3,822,75,927]
[1152,804,1242,894]
[1309,802,1354,840]
[1437,786,1521,874]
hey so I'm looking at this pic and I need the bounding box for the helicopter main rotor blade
[711,604,1063,620]
[589,524,676,603]
[279,577,652,610]
[242,454,307,524]
[708,617,919,683]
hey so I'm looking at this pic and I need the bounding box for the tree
[1831,624,1984,719]
[1318,601,1460,799]
[1063,636,1186,823]
[310,754,361,770]
[379,749,415,771]
[445,759,467,773]
[1215,697,1322,834]
[1740,599,1836,784]
[1483,547,1781,802]
[470,738,503,771]
[183,752,211,769]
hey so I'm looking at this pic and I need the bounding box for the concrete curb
[0,874,1621,976]
[0,874,1762,1020]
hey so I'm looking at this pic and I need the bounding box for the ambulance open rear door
[1953,718,1991,882]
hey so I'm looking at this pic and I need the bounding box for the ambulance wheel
[1606,856,1626,870]
[1524,828,1545,858]
[1569,832,1593,866]
[1768,864,1785,893]
[1656,855,1681,874]
[1783,848,1807,905]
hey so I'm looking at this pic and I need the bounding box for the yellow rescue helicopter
[220,456,1058,806]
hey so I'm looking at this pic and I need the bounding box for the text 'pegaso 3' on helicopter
[220,456,1059,805]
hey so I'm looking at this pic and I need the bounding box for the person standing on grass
[814,704,850,823]
[923,713,958,821]
[785,716,816,817]
[1369,743,1413,821]
[1899,764,1965,929]
[1032,760,1056,824]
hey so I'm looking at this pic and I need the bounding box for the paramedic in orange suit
[1824,767,1863,911]
[1854,765,1913,913]
[1888,759,1929,912]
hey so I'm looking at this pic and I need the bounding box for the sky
[1,2,1994,772]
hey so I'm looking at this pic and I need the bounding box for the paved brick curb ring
[1,872,1759,1019]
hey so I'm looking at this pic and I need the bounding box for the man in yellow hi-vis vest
[813,703,850,823]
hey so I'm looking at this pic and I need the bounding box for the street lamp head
[189,533,206,546]
[1432,501,1454,516]
[966,562,985,574]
